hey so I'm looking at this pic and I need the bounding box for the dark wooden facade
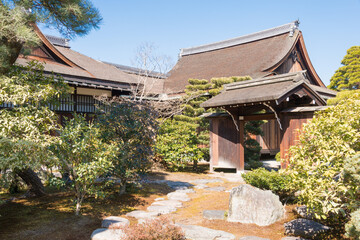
[202,72,337,172]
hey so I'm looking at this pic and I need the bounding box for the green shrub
[155,119,203,171]
[346,208,360,239]
[242,168,292,201]
[110,216,185,240]
[287,93,360,219]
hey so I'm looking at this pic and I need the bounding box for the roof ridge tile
[181,21,299,57]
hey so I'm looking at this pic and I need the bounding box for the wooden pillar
[237,119,245,172]
[209,119,219,172]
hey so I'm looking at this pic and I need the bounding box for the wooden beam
[238,120,245,172]
[243,113,276,121]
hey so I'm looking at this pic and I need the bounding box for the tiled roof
[200,71,336,109]
[181,21,299,56]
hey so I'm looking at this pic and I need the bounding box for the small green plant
[110,216,185,240]
[242,168,293,201]
[346,208,360,239]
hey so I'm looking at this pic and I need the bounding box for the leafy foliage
[329,46,360,91]
[110,216,185,240]
[242,168,293,201]
[327,89,360,105]
[0,61,68,171]
[50,114,117,215]
[286,92,360,219]
[155,119,203,171]
[95,97,158,182]
[0,0,101,73]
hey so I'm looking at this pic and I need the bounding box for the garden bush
[346,208,360,239]
[110,216,185,240]
[242,168,293,201]
[156,119,203,171]
[287,92,360,219]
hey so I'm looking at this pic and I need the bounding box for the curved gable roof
[164,21,324,94]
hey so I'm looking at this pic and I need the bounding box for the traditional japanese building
[164,21,336,160]
[12,25,165,123]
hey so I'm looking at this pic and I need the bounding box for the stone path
[91,175,275,240]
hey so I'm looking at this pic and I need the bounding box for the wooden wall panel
[216,118,239,169]
[257,120,281,155]
[280,113,313,168]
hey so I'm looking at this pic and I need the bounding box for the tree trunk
[16,168,46,197]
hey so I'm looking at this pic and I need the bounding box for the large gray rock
[101,216,129,228]
[227,184,284,226]
[203,210,226,220]
[178,224,235,240]
[126,210,160,219]
[284,218,331,239]
[147,205,177,214]
[167,191,190,201]
[91,228,125,240]
[151,200,183,208]
[238,237,270,240]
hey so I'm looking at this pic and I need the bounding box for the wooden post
[238,119,245,172]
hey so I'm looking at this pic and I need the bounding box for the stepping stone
[154,197,165,201]
[101,216,130,228]
[239,237,270,240]
[194,184,208,189]
[176,188,195,193]
[203,210,226,220]
[126,210,160,219]
[284,218,331,239]
[147,205,177,214]
[206,186,226,192]
[281,237,309,240]
[190,179,223,185]
[178,224,235,240]
[167,192,190,201]
[91,228,125,240]
[151,200,183,208]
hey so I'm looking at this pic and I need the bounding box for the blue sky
[40,0,360,86]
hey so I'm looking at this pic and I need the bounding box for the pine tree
[173,75,263,169]
[0,0,102,74]
[329,46,360,91]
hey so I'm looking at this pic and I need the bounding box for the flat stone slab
[281,237,309,240]
[91,228,125,240]
[152,180,193,190]
[239,237,270,240]
[151,200,183,208]
[147,205,177,214]
[284,218,331,239]
[206,186,226,192]
[167,191,190,201]
[176,188,195,193]
[154,197,165,201]
[126,210,160,219]
[101,216,129,228]
[190,179,223,185]
[203,210,226,220]
[194,184,208,189]
[178,224,235,240]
